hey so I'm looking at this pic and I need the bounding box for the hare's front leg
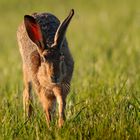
[38,88,54,127]
[53,87,66,127]
[23,67,33,118]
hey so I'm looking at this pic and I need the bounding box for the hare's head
[24,9,74,86]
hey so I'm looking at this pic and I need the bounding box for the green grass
[0,0,140,139]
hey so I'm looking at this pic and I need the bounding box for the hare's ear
[24,15,44,53]
[52,9,74,49]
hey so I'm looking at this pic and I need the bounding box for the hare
[17,9,74,127]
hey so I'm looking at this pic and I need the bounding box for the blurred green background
[0,0,140,139]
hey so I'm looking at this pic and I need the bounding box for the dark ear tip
[24,15,30,20]
[24,15,35,23]
[70,9,74,16]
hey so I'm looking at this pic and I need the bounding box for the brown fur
[17,10,74,127]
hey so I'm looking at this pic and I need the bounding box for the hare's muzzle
[51,76,59,83]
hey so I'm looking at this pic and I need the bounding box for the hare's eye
[60,61,66,75]
[61,64,65,74]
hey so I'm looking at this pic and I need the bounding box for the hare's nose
[51,76,58,83]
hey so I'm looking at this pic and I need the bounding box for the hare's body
[17,10,74,127]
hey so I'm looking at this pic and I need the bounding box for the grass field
[0,0,140,139]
